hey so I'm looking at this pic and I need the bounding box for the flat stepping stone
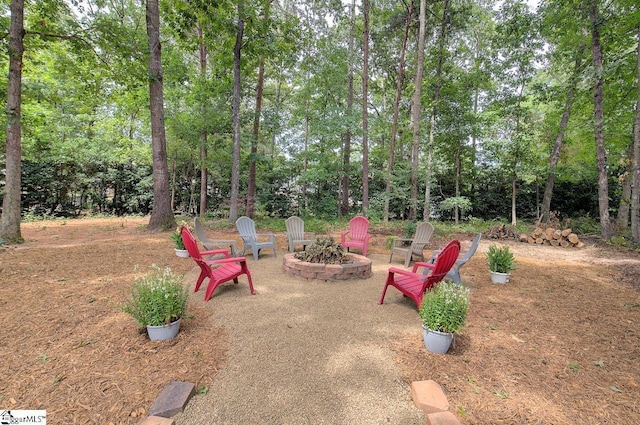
[138,416,175,425]
[427,411,462,425]
[410,380,449,414]
[148,381,195,418]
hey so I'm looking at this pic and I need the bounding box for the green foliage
[294,236,348,264]
[419,281,470,334]
[486,245,516,273]
[119,265,188,327]
[439,197,472,214]
[171,231,185,250]
[403,221,417,239]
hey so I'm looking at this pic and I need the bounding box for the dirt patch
[1,217,639,424]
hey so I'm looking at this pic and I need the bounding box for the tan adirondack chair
[285,216,315,252]
[389,222,435,267]
[193,217,238,256]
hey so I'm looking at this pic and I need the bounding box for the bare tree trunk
[424,0,450,222]
[384,0,413,222]
[617,142,634,229]
[361,0,370,215]
[146,0,175,231]
[632,29,640,243]
[197,22,208,218]
[1,0,24,241]
[341,0,356,217]
[589,0,611,240]
[409,0,426,221]
[229,0,244,223]
[540,51,583,224]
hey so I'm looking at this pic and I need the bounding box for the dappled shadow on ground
[0,217,639,424]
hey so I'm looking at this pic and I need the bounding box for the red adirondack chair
[340,216,372,257]
[378,240,461,309]
[181,226,255,301]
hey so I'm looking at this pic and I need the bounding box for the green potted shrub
[120,265,189,340]
[418,280,470,354]
[172,221,190,257]
[486,244,515,284]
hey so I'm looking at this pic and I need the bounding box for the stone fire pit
[283,253,372,281]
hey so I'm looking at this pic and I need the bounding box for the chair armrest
[340,231,349,242]
[387,267,427,281]
[209,256,247,265]
[201,249,230,258]
[256,233,275,242]
[392,237,413,247]
[412,261,435,273]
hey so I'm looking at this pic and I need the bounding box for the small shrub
[486,245,515,273]
[119,265,188,327]
[419,281,470,334]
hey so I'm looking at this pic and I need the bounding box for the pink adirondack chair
[181,226,255,301]
[340,216,372,257]
[378,240,461,309]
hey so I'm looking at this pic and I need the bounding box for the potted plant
[172,221,190,257]
[120,265,189,341]
[486,244,515,284]
[418,280,470,354]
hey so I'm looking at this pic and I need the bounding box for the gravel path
[174,253,426,425]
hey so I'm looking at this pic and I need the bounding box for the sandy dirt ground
[1,216,639,424]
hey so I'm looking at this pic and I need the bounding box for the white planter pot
[490,271,510,284]
[174,249,189,258]
[147,318,181,341]
[422,325,454,354]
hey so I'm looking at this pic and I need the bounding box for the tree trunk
[247,4,270,218]
[1,0,24,241]
[409,0,426,221]
[361,0,370,215]
[589,0,611,240]
[229,0,244,223]
[540,50,583,224]
[424,0,450,222]
[341,0,355,217]
[632,29,640,243]
[197,22,208,218]
[146,0,175,231]
[617,142,634,229]
[384,0,413,222]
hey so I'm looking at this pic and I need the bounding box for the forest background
[1,0,640,243]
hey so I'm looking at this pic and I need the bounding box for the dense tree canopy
[2,0,640,241]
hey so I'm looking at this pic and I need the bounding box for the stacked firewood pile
[484,224,520,240]
[519,227,585,248]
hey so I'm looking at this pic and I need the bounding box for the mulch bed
[1,217,639,424]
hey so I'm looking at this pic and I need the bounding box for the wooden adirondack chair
[389,222,435,267]
[181,226,255,301]
[235,216,277,261]
[285,216,315,252]
[379,240,461,309]
[193,217,238,256]
[340,216,372,257]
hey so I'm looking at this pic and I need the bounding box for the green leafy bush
[120,265,188,327]
[486,244,515,273]
[419,281,470,334]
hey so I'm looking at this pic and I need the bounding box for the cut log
[535,237,544,244]
[528,236,535,244]
[576,241,585,248]
[561,228,572,237]
[553,230,562,240]
[568,233,579,244]
[533,228,543,237]
[545,227,555,236]
[560,240,570,248]
[549,239,560,246]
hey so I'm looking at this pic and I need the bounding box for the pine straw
[0,220,229,424]
[391,256,640,425]
[1,218,639,424]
